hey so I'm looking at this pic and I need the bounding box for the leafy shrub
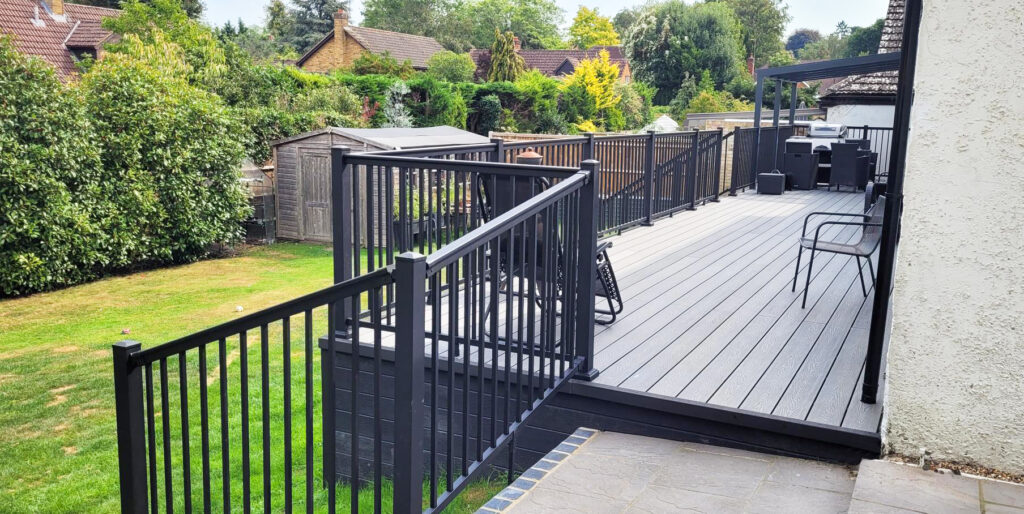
[80,34,250,269]
[426,51,477,83]
[351,51,416,79]
[474,94,502,135]
[0,38,105,295]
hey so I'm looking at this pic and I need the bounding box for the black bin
[757,172,785,195]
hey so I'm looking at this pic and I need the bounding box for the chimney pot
[512,36,521,51]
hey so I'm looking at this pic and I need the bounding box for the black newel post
[687,129,699,210]
[331,145,353,338]
[393,252,426,510]
[112,340,148,514]
[490,137,505,163]
[642,131,656,225]
[575,160,601,381]
[583,132,595,161]
[863,0,923,404]
[712,128,724,201]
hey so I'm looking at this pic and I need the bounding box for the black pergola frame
[748,31,920,405]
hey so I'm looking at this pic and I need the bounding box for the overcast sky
[203,0,889,39]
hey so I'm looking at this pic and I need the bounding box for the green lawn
[0,243,505,513]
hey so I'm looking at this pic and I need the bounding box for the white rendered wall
[885,0,1024,474]
[826,104,895,128]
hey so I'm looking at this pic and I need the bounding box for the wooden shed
[272,126,490,242]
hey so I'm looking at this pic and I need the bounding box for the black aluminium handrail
[360,143,499,158]
[346,153,580,178]
[425,171,589,272]
[131,268,394,366]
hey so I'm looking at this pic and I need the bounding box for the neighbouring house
[469,39,631,81]
[818,0,905,127]
[0,0,119,79]
[271,126,489,242]
[296,9,446,73]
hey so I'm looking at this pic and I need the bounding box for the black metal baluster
[347,298,358,514]
[303,311,313,514]
[178,353,193,514]
[461,251,472,476]
[372,287,383,514]
[145,364,158,514]
[446,261,456,492]
[218,338,230,514]
[283,317,292,511]
[240,331,251,514]
[198,345,211,514]
[160,359,174,514]
[260,324,271,513]
[430,272,439,508]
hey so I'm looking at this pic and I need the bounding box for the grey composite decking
[591,189,885,433]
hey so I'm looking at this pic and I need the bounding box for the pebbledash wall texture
[886,0,1024,474]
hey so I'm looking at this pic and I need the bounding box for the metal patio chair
[477,173,624,327]
[792,195,886,308]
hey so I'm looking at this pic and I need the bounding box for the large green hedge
[0,38,105,295]
[0,35,250,296]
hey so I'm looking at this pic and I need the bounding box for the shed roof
[271,126,491,150]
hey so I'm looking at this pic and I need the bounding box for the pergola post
[751,75,765,176]
[789,83,798,125]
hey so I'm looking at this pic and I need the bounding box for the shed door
[300,152,332,241]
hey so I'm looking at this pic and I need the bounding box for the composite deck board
[359,189,886,435]
[593,189,885,434]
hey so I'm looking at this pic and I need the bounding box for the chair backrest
[861,195,886,247]
[830,143,862,172]
[786,141,812,154]
[845,138,871,150]
[477,174,549,222]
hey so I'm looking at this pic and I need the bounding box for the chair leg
[856,256,868,297]
[802,249,815,308]
[792,246,803,292]
[867,258,876,289]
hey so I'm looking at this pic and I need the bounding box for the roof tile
[0,0,117,78]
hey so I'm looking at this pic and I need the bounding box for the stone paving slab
[479,431,1024,513]
[479,430,858,513]
[849,460,1024,514]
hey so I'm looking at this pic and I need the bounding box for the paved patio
[477,430,1024,513]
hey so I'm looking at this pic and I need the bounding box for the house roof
[469,46,629,80]
[820,0,905,105]
[271,126,491,150]
[296,25,446,70]
[0,0,118,78]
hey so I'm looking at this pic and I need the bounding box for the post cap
[516,147,544,165]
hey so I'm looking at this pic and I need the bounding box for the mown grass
[0,243,504,513]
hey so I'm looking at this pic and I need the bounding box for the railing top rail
[130,268,394,366]
[361,143,499,158]
[425,170,589,272]
[503,136,589,149]
[346,153,580,178]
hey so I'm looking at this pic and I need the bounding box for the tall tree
[487,29,526,82]
[568,7,620,49]
[843,18,884,57]
[625,0,744,104]
[611,7,643,40]
[265,0,292,40]
[361,0,472,51]
[798,33,847,61]
[786,28,821,58]
[71,0,202,16]
[286,0,347,53]
[464,0,563,50]
[721,0,789,65]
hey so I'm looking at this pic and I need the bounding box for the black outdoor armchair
[792,196,886,308]
[477,173,624,326]
[784,149,819,190]
[829,143,869,192]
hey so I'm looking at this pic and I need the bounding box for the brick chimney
[513,36,521,51]
[42,0,64,16]
[334,9,349,33]
[746,53,755,76]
